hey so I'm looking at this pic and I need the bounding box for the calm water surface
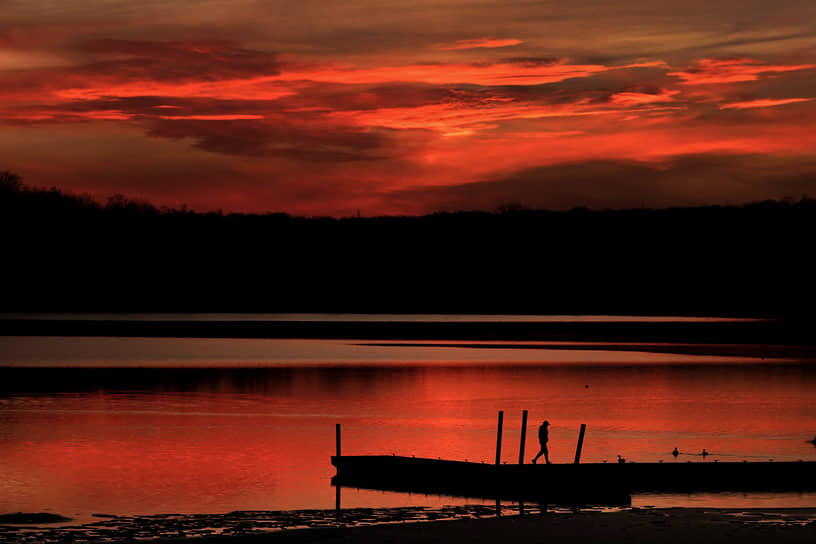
[0,313,763,322]
[1,334,815,521]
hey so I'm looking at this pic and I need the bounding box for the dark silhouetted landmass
[0,512,73,524]
[2,170,815,317]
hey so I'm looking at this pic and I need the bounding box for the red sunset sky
[2,1,816,216]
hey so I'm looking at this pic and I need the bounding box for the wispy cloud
[609,89,679,106]
[433,38,522,50]
[276,59,609,86]
[719,97,813,110]
[157,114,266,120]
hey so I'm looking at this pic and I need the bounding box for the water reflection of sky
[0,313,764,322]
[0,337,791,367]
[1,335,814,519]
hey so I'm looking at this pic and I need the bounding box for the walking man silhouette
[531,420,550,464]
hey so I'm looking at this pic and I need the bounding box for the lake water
[1,324,815,522]
[0,313,762,322]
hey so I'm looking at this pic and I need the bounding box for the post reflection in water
[1,339,815,519]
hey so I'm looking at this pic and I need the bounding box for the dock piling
[495,411,504,465]
[335,484,341,511]
[518,410,528,465]
[336,423,341,458]
[574,423,586,464]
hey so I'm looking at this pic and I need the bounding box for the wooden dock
[331,417,816,505]
[332,455,816,504]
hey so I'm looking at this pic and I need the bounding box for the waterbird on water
[617,454,626,464]
[672,448,679,458]
[701,449,709,457]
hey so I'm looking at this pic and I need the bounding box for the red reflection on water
[1,363,815,518]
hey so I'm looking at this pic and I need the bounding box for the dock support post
[335,423,342,513]
[335,484,341,512]
[518,410,528,465]
[574,423,586,464]
[495,411,504,465]
[336,423,341,458]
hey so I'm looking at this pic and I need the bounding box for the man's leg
[543,445,550,464]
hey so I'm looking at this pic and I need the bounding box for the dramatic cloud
[1,1,816,215]
[669,58,816,85]
[71,39,282,81]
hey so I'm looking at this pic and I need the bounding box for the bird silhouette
[617,454,626,464]
[672,448,679,457]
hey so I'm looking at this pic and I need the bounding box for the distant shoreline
[3,317,816,362]
[353,342,816,360]
[1,317,812,345]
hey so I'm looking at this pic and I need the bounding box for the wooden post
[518,410,528,465]
[335,483,341,511]
[336,423,341,458]
[574,423,586,464]
[495,410,504,465]
[335,423,342,512]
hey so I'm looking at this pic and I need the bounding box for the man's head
[542,420,549,426]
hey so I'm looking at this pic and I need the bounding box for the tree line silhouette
[2,170,814,316]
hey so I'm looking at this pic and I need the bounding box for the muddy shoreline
[2,506,815,543]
